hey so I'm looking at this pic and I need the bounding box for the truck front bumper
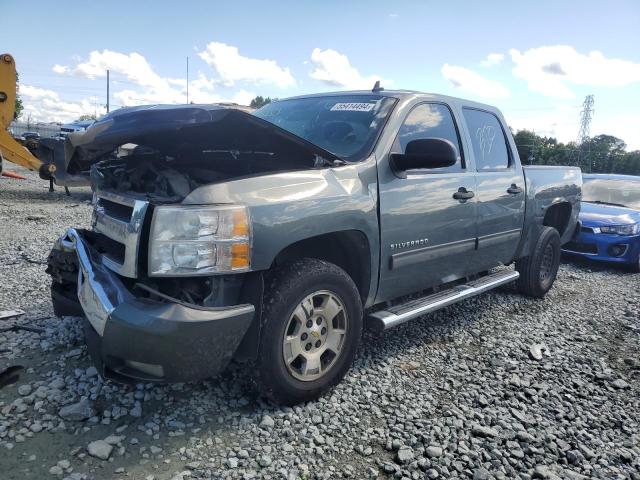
[55,229,255,383]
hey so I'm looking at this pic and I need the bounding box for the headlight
[149,205,250,276]
[599,223,640,236]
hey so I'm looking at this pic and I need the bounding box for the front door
[376,102,477,302]
[461,108,525,269]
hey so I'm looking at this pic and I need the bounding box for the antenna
[372,80,383,92]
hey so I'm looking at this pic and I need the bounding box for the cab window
[395,103,464,172]
[462,108,510,170]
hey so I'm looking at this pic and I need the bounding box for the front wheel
[252,258,363,405]
[515,226,561,298]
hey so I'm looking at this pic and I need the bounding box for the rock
[87,440,113,460]
[30,422,43,433]
[49,465,63,475]
[426,446,443,458]
[612,379,630,389]
[130,404,142,418]
[104,435,125,445]
[529,343,549,360]
[516,431,535,442]
[579,444,595,460]
[59,400,94,421]
[57,460,70,469]
[566,450,582,465]
[85,366,98,378]
[258,455,272,467]
[226,457,238,468]
[259,415,274,428]
[18,384,32,396]
[396,445,414,464]
[473,468,490,480]
[471,424,499,438]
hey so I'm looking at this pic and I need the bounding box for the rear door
[376,102,477,302]
[461,108,525,269]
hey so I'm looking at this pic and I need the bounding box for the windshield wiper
[584,200,627,208]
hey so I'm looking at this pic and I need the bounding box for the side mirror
[390,138,458,176]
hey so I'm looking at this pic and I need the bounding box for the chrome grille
[93,190,149,278]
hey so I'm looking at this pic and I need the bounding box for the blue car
[563,174,640,271]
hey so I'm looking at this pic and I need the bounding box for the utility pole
[575,95,594,170]
[186,56,189,104]
[106,69,110,113]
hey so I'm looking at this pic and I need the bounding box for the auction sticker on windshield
[330,102,376,112]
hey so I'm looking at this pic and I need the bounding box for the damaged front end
[49,228,255,382]
[46,104,340,383]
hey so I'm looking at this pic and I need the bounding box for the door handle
[507,184,523,195]
[453,187,475,201]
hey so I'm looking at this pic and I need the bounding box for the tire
[252,258,363,405]
[46,247,83,317]
[515,226,561,298]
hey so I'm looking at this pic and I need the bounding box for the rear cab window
[462,108,511,170]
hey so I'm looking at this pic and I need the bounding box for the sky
[3,0,640,149]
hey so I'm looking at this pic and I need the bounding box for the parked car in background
[21,131,41,140]
[563,174,640,271]
[58,119,94,138]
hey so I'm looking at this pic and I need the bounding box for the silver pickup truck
[47,90,582,404]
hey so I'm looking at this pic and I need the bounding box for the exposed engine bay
[64,105,341,201]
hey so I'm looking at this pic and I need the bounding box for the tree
[14,72,23,120]
[512,128,640,176]
[249,96,272,109]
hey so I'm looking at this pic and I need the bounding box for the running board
[368,270,519,331]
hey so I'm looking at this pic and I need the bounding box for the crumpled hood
[579,201,640,227]
[64,104,339,173]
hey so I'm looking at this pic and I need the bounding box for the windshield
[253,95,396,161]
[582,176,640,210]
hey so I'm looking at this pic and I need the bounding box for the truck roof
[282,89,503,114]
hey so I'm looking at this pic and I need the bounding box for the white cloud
[52,64,68,74]
[441,64,511,99]
[481,53,504,67]
[510,45,640,98]
[67,50,168,90]
[198,42,295,88]
[19,85,103,123]
[505,106,640,151]
[19,85,59,100]
[309,48,391,90]
[49,49,259,112]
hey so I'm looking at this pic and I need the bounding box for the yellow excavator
[0,53,81,192]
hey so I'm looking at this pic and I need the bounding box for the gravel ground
[0,166,639,480]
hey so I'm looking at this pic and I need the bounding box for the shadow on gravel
[0,183,92,204]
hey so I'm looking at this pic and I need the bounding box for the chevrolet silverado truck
[46,90,582,404]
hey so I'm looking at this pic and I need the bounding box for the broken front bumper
[54,229,255,383]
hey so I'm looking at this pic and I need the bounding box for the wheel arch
[543,201,573,236]
[271,229,372,305]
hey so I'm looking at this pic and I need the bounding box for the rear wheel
[515,226,561,298]
[252,258,363,405]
